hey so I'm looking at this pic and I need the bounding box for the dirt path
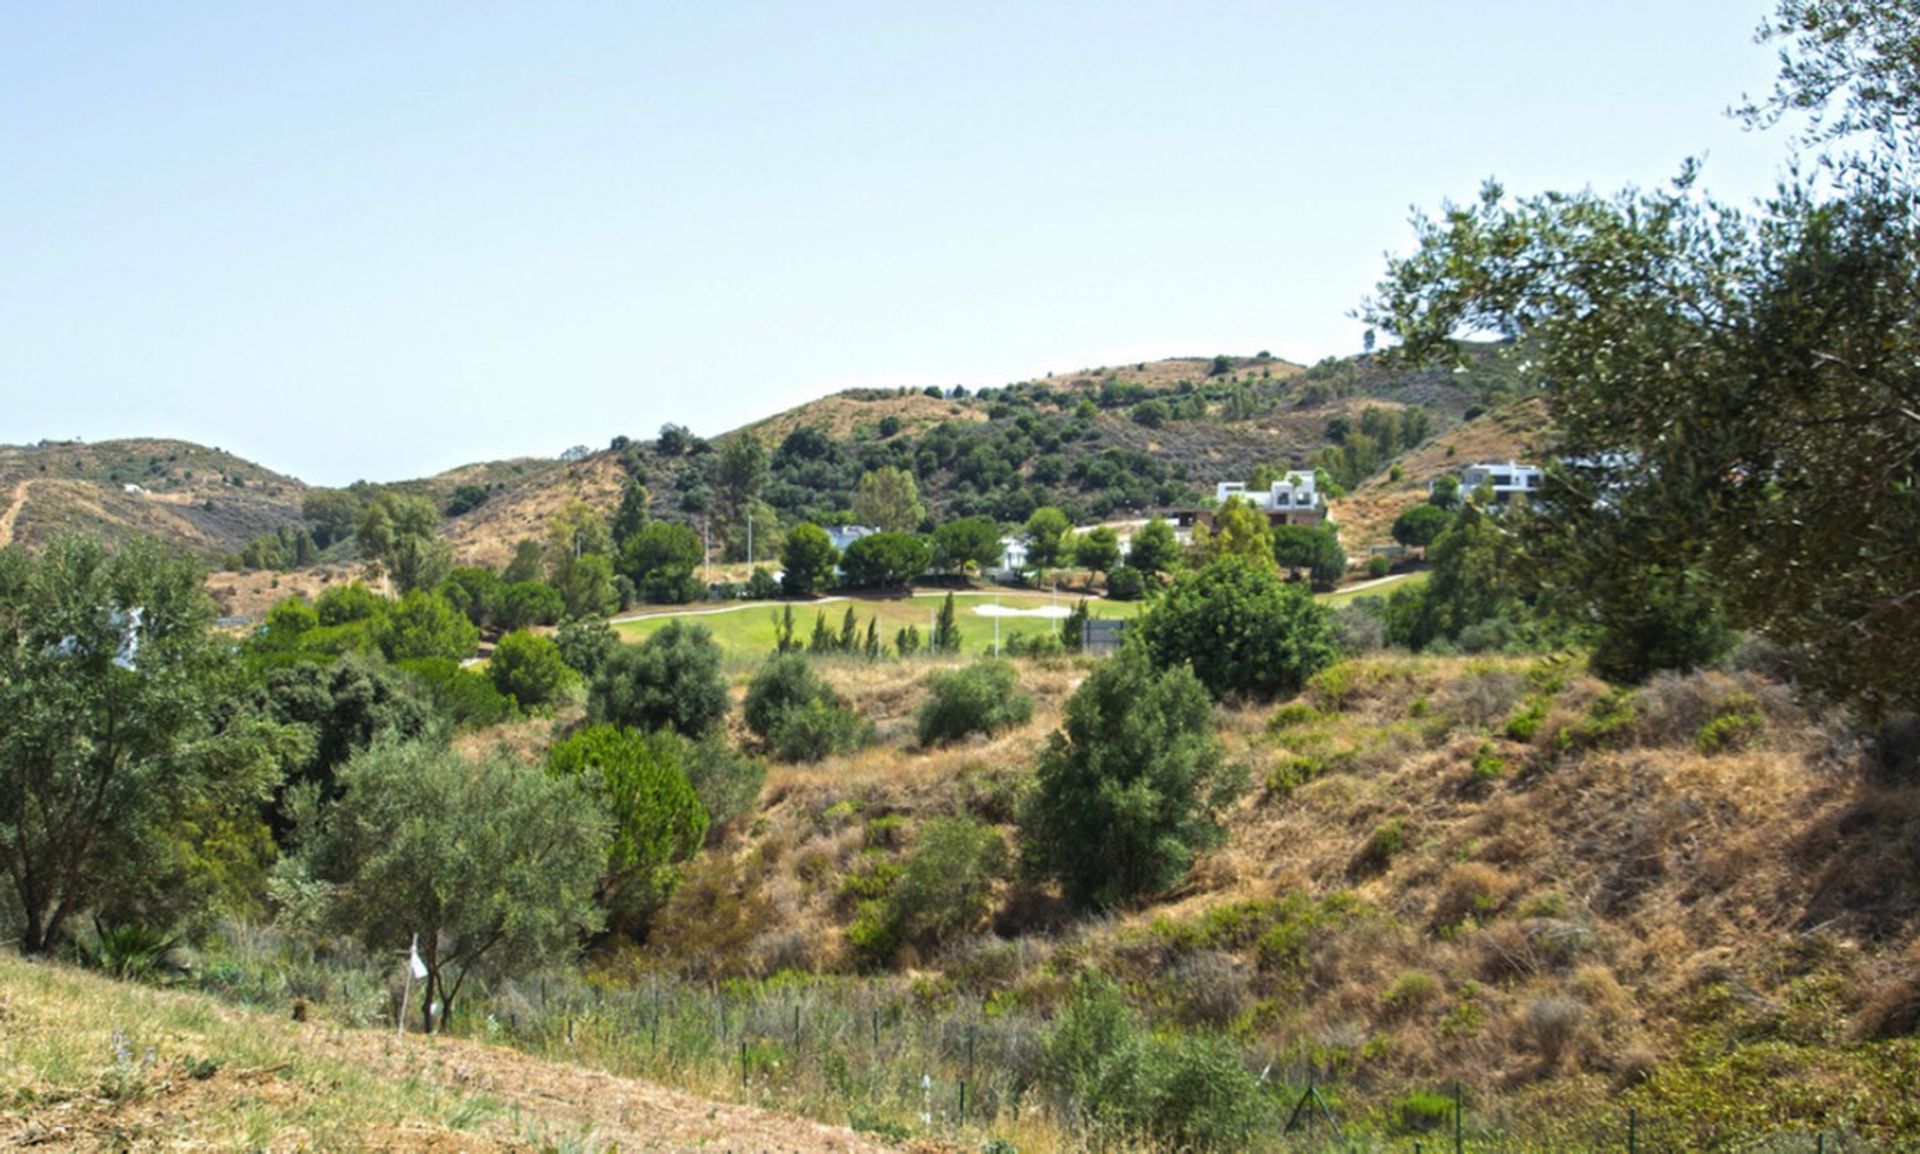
[0,479,31,548]
[299,1023,911,1153]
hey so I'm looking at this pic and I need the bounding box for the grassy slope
[613,589,1145,661]
[0,951,897,1152]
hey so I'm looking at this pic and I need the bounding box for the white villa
[1457,461,1544,504]
[1209,473,1325,527]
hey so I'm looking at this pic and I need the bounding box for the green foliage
[1074,525,1121,574]
[491,580,562,630]
[713,432,769,518]
[1586,566,1737,686]
[839,532,931,588]
[1039,973,1268,1150]
[1271,524,1346,585]
[1360,818,1407,868]
[780,523,839,597]
[1391,503,1455,548]
[1137,556,1339,701]
[486,630,576,709]
[306,741,608,1032]
[398,657,516,729]
[852,466,925,532]
[439,567,503,628]
[1696,691,1766,754]
[554,617,620,680]
[377,589,479,663]
[1022,506,1072,569]
[743,653,837,740]
[0,535,280,953]
[316,581,383,626]
[1204,496,1273,565]
[546,724,708,936]
[915,659,1033,746]
[255,657,431,816]
[1105,563,1145,600]
[932,591,962,654]
[850,816,1007,963]
[1367,554,1392,578]
[1132,398,1170,428]
[618,521,704,605]
[745,566,779,599]
[1125,517,1180,576]
[771,698,873,763]
[589,620,729,738]
[931,516,1003,573]
[678,735,766,843]
[1021,650,1236,908]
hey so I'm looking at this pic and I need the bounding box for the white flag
[408,934,428,980]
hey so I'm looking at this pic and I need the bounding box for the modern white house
[826,525,879,551]
[992,535,1029,577]
[1457,461,1545,504]
[1187,472,1326,528]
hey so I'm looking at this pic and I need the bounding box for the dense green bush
[1136,555,1338,701]
[839,532,931,588]
[743,653,836,740]
[487,630,576,709]
[1020,650,1236,908]
[554,618,620,679]
[589,621,728,738]
[745,566,779,599]
[378,589,479,663]
[1105,563,1145,601]
[771,698,872,763]
[496,580,566,630]
[849,816,1007,963]
[915,659,1033,746]
[398,657,515,729]
[780,523,839,596]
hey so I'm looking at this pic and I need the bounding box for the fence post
[1454,1081,1464,1154]
[740,1037,749,1093]
[1627,1107,1637,1154]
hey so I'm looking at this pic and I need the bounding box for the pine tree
[933,592,961,654]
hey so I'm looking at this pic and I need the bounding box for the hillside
[0,439,308,559]
[0,950,902,1152]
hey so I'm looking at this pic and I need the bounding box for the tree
[1023,506,1073,570]
[1391,504,1455,550]
[743,653,838,740]
[611,481,651,547]
[839,532,931,588]
[853,466,926,533]
[554,618,620,680]
[495,580,565,630]
[1427,475,1462,510]
[1019,650,1235,908]
[309,742,607,1032]
[503,539,545,584]
[302,489,361,549]
[439,567,503,628]
[0,536,278,953]
[1205,496,1273,566]
[487,630,576,709]
[618,521,703,605]
[1125,517,1180,576]
[1136,555,1338,701]
[545,724,707,937]
[589,620,728,738]
[354,492,442,589]
[553,551,619,621]
[713,433,769,519]
[1132,399,1170,428]
[378,590,479,663]
[1271,524,1346,586]
[1074,526,1121,575]
[932,591,962,654]
[254,655,431,827]
[1365,1,1920,714]
[916,659,1032,746]
[780,523,839,597]
[931,516,1003,574]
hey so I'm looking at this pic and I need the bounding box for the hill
[0,949,901,1152]
[0,439,309,560]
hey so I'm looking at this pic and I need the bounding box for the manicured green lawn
[1321,568,1429,608]
[613,589,1143,658]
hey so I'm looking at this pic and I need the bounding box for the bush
[915,659,1033,746]
[850,816,1007,963]
[1021,649,1238,908]
[839,532,931,588]
[554,618,619,679]
[589,620,728,738]
[745,567,779,600]
[495,580,566,630]
[780,523,839,596]
[743,653,837,740]
[771,699,872,763]
[1367,554,1391,578]
[397,657,515,729]
[680,736,766,844]
[1136,555,1339,701]
[1105,563,1145,601]
[487,630,576,709]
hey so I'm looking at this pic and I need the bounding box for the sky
[1,2,1794,486]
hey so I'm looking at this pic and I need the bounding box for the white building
[1209,473,1325,526]
[1458,461,1544,504]
[826,525,879,551]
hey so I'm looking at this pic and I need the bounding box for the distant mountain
[0,345,1549,570]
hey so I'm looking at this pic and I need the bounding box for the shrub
[554,618,619,679]
[1382,971,1444,1018]
[487,630,576,709]
[1696,691,1765,753]
[780,523,839,596]
[1021,650,1238,908]
[1367,554,1391,578]
[397,657,515,729]
[1392,1090,1456,1135]
[1105,563,1145,601]
[850,816,1007,963]
[839,532,931,588]
[1136,556,1338,701]
[1359,818,1407,869]
[743,653,837,740]
[589,620,728,738]
[1522,995,1586,1067]
[679,736,766,844]
[915,659,1033,746]
[745,567,779,600]
[771,699,872,763]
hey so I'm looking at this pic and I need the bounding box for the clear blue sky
[1,2,1789,486]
